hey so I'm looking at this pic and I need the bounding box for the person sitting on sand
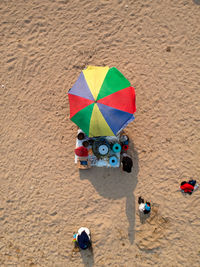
[121,153,133,173]
[73,227,91,250]
[138,196,151,214]
[180,179,198,195]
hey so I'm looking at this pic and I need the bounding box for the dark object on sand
[122,153,133,173]
[166,46,171,52]
[88,139,94,145]
[82,140,89,147]
[77,132,85,140]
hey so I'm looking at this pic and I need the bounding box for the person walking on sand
[73,227,91,250]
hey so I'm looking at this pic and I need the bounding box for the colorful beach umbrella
[68,66,136,137]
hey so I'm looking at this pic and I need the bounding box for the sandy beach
[1,0,200,266]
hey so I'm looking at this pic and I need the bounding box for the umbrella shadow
[79,141,139,244]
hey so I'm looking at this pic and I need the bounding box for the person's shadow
[80,246,94,267]
[72,241,94,267]
[139,211,151,224]
[79,140,139,245]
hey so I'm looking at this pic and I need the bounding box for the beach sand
[0,0,200,266]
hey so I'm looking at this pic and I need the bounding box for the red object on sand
[122,144,129,151]
[180,183,194,193]
[75,146,88,157]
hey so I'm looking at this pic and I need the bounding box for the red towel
[75,146,88,157]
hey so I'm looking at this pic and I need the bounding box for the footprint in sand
[136,205,170,251]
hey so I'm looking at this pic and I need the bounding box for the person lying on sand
[138,196,151,214]
[180,179,199,195]
[73,227,91,250]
